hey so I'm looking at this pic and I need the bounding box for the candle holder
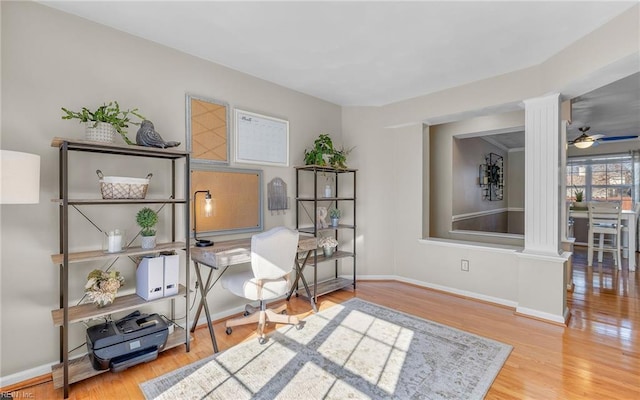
[103,229,125,253]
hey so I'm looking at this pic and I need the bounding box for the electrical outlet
[461,259,470,272]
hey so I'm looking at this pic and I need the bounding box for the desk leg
[287,251,317,313]
[192,262,219,353]
[191,264,214,333]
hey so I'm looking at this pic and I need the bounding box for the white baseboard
[357,274,567,324]
[354,274,518,308]
[0,362,57,388]
[515,306,568,325]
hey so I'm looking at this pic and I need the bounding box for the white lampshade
[1,150,41,204]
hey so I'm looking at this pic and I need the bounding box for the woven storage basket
[96,170,152,199]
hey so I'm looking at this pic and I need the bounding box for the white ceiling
[40,1,639,149]
[41,1,636,107]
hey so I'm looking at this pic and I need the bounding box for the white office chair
[221,226,301,344]
[587,201,622,269]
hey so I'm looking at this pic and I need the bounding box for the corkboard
[191,167,262,235]
[187,94,229,163]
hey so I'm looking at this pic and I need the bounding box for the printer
[86,311,169,372]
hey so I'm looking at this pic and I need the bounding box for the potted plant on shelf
[329,207,341,227]
[304,133,354,169]
[84,269,125,307]
[136,207,158,249]
[573,186,586,209]
[61,101,145,145]
[318,236,339,257]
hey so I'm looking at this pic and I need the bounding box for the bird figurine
[136,120,181,148]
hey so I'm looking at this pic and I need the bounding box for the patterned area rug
[140,298,512,399]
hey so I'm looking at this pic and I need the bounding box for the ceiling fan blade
[598,135,639,142]
[568,132,595,145]
[590,134,605,140]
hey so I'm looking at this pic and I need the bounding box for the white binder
[163,254,180,296]
[136,256,164,300]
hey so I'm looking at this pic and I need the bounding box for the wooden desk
[190,236,318,352]
[569,209,637,271]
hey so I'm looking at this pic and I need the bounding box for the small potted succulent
[61,101,144,145]
[329,207,341,227]
[318,236,339,257]
[136,207,158,249]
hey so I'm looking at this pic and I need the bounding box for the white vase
[324,185,332,197]
[331,217,339,227]
[85,121,117,143]
[141,235,156,250]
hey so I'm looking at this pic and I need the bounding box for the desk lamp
[193,189,213,247]
[1,150,40,204]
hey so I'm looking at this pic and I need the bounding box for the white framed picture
[234,109,289,167]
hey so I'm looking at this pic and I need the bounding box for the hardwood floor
[4,247,639,399]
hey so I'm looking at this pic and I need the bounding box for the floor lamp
[1,150,40,204]
[193,189,213,247]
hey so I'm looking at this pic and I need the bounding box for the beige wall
[344,5,638,323]
[507,149,525,208]
[0,2,342,380]
[428,110,524,245]
[452,137,507,215]
[507,149,525,233]
[1,0,639,385]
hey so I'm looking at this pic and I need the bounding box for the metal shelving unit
[295,165,356,306]
[50,137,190,398]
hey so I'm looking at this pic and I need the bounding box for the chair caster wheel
[258,337,267,345]
[295,322,304,330]
[225,327,232,335]
[243,311,250,317]
[280,309,287,315]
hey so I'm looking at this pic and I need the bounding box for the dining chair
[587,201,622,268]
[621,203,640,259]
[221,226,302,344]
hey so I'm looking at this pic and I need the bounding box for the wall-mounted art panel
[191,166,262,236]
[186,94,230,164]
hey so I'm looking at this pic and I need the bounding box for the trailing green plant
[303,133,354,168]
[136,207,158,237]
[304,134,334,166]
[329,208,341,219]
[61,101,144,145]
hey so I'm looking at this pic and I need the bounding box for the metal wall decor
[479,152,504,201]
[267,177,289,214]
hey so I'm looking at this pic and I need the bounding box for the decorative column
[516,93,569,324]
[523,93,562,256]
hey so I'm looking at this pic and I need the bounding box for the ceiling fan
[568,126,639,149]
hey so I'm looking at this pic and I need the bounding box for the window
[567,154,634,210]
